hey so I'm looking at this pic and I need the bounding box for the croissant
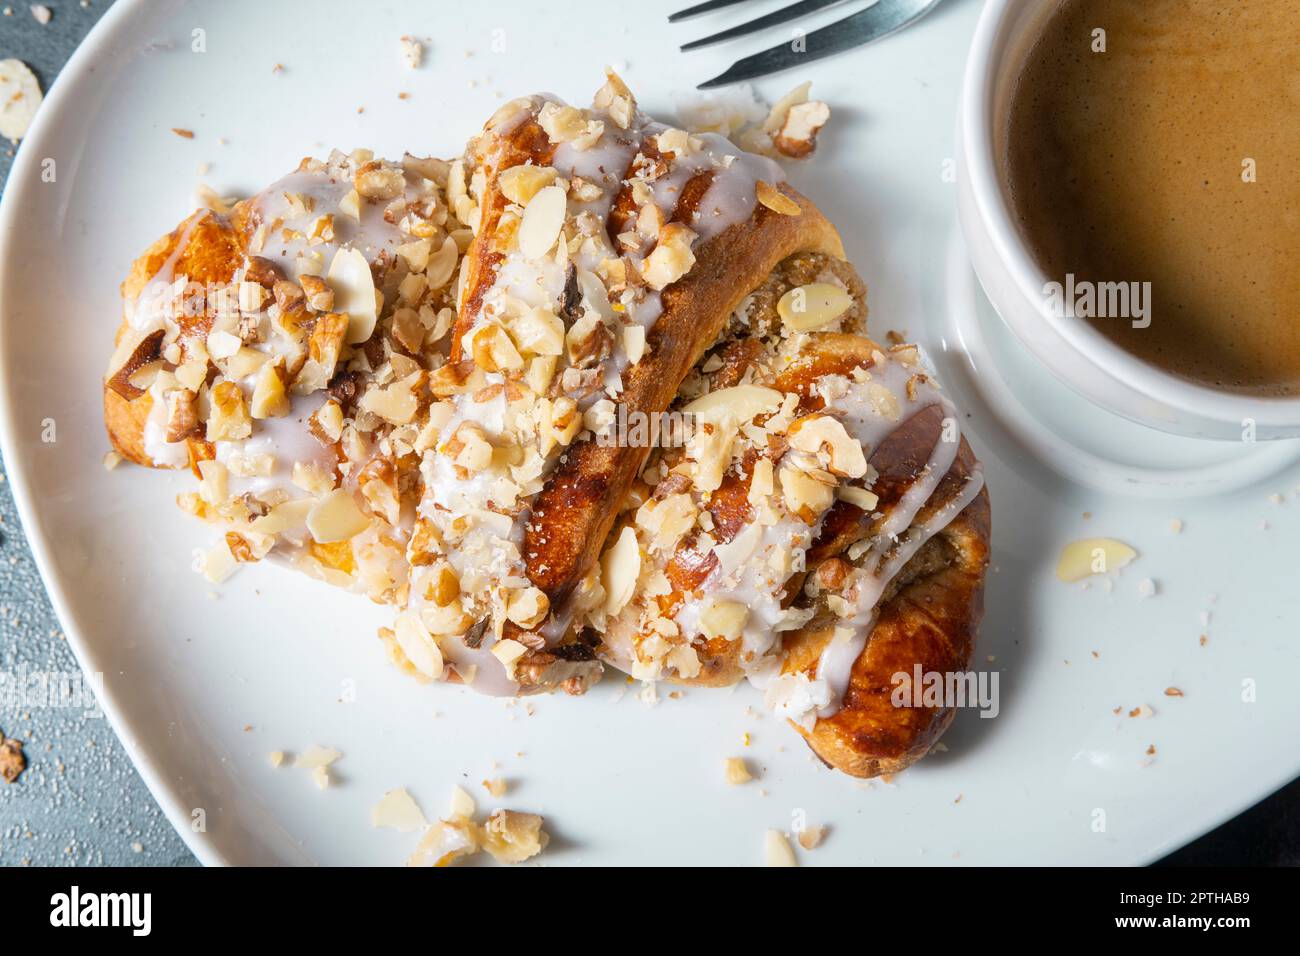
[101,74,991,780]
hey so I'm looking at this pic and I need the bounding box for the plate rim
[0,0,228,867]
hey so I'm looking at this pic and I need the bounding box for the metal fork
[672,0,944,89]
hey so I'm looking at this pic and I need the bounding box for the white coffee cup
[955,0,1300,440]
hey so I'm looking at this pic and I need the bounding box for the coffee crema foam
[1004,0,1300,397]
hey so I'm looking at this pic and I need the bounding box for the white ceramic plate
[3,0,1299,866]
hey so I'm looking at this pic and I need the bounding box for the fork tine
[668,0,751,23]
[697,0,937,88]
[681,0,845,51]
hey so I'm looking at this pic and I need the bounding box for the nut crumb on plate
[372,788,428,832]
[763,829,797,867]
[797,826,824,850]
[0,732,25,783]
[400,36,423,69]
[723,756,753,785]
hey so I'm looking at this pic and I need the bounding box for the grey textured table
[0,0,1295,868]
[0,0,195,867]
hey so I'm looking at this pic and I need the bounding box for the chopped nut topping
[592,69,636,129]
[641,223,697,290]
[206,380,252,442]
[774,100,831,159]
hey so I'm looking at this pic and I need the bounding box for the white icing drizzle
[122,150,452,610]
[247,159,423,277]
[805,357,984,718]
[134,154,415,468]
[672,515,814,665]
[813,465,986,716]
[126,212,209,333]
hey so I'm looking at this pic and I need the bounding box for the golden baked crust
[104,209,248,467]
[783,409,990,778]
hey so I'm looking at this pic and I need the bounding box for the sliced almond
[839,485,880,511]
[602,526,641,615]
[250,356,290,419]
[623,325,647,365]
[777,283,852,332]
[779,461,836,520]
[394,609,444,679]
[763,829,797,867]
[425,235,460,290]
[756,180,800,216]
[517,184,567,260]
[306,489,369,543]
[326,247,379,344]
[294,745,342,770]
[683,384,783,425]
[371,788,428,832]
[396,238,433,273]
[448,785,476,820]
[0,59,42,141]
[1056,538,1137,582]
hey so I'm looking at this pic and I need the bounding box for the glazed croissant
[103,73,990,779]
